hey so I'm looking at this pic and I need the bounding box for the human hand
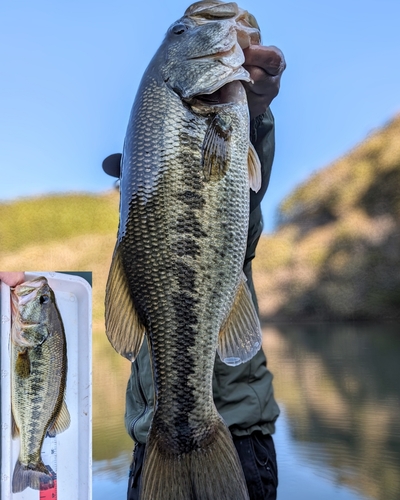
[0,272,25,287]
[243,45,286,120]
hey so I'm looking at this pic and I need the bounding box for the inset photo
[0,271,92,500]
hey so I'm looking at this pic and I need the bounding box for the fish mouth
[189,44,237,61]
[18,322,39,328]
[185,1,261,48]
[193,79,245,106]
[185,1,240,20]
[13,277,48,305]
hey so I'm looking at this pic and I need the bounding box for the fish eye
[39,295,49,305]
[171,23,188,35]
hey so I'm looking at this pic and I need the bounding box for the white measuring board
[1,272,92,500]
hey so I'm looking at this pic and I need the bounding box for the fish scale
[13,326,64,464]
[122,87,246,424]
[105,3,263,498]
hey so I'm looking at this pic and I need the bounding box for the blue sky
[1,0,399,232]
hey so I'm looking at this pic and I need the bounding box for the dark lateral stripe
[167,124,209,452]
[176,238,201,258]
[177,190,206,210]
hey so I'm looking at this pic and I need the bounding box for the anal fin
[217,272,262,366]
[47,400,70,437]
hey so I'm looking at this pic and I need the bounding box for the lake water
[92,323,400,500]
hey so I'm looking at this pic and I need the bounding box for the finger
[243,69,281,118]
[243,45,286,76]
[244,86,279,119]
[243,65,281,95]
[0,272,26,287]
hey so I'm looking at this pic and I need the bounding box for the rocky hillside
[254,113,400,321]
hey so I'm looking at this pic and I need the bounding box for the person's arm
[0,272,25,287]
[243,44,286,211]
[243,45,286,306]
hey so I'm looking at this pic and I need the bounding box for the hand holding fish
[243,44,286,119]
[0,272,25,287]
[102,43,286,180]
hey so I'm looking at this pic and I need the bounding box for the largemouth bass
[105,1,263,499]
[11,276,70,493]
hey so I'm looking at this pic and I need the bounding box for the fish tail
[12,459,53,493]
[140,420,249,500]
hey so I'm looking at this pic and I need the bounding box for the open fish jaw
[185,0,261,46]
[155,2,259,101]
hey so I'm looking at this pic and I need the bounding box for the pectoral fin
[47,400,70,437]
[105,244,146,361]
[15,350,30,378]
[248,143,262,193]
[217,273,262,366]
[202,115,232,182]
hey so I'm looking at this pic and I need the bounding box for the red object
[39,480,57,500]
[40,466,57,500]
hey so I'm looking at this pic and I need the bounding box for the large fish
[11,276,70,493]
[105,1,263,499]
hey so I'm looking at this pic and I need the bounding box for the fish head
[156,0,261,101]
[11,276,55,348]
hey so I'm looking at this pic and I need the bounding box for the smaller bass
[11,276,70,493]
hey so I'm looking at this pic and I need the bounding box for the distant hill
[0,192,118,253]
[2,113,399,327]
[254,113,400,321]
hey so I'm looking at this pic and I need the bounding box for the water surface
[93,323,400,500]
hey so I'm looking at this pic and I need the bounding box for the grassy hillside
[0,192,118,253]
[254,113,400,321]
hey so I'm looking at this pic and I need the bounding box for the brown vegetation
[254,114,400,321]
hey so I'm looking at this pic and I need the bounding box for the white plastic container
[1,272,92,500]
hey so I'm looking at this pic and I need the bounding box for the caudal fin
[140,419,249,500]
[12,459,53,493]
